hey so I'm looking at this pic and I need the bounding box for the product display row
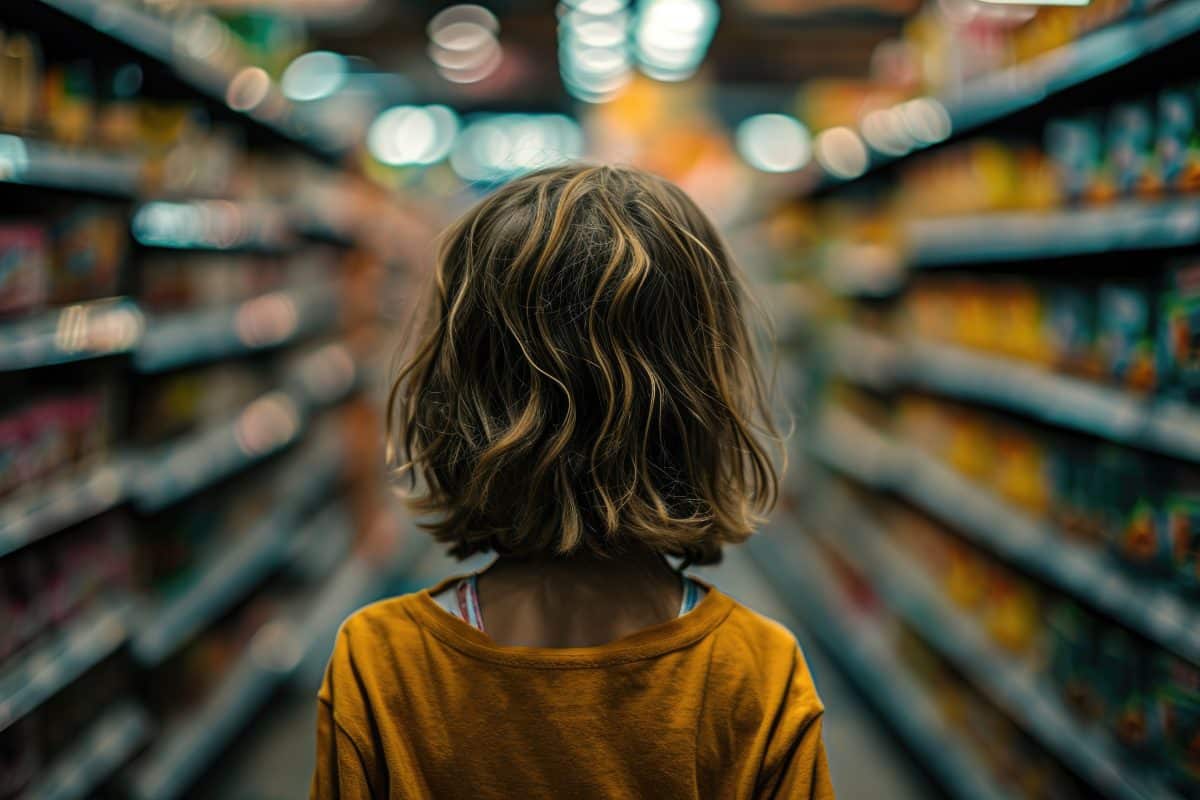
[762,2,1200,797]
[0,2,423,797]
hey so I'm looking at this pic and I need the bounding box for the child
[311,164,834,799]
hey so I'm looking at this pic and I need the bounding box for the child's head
[389,164,781,565]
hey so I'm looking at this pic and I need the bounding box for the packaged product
[1047,600,1101,717]
[0,408,23,497]
[1045,116,1104,204]
[1097,284,1157,391]
[1157,87,1200,193]
[1163,483,1200,592]
[982,564,1042,654]
[1157,651,1200,791]
[0,31,42,134]
[43,61,96,146]
[0,223,48,318]
[1044,285,1101,378]
[1097,446,1168,571]
[51,206,125,305]
[1159,256,1200,401]
[994,428,1050,516]
[1109,103,1157,198]
[1047,437,1106,545]
[994,281,1048,364]
[1095,627,1156,751]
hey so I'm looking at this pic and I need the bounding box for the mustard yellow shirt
[311,575,835,799]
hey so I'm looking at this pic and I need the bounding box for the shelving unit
[811,407,1200,666]
[22,701,152,800]
[803,497,1180,800]
[35,0,341,160]
[133,286,337,373]
[908,200,1200,266]
[0,298,145,372]
[828,325,1200,465]
[0,458,129,558]
[125,619,299,800]
[0,135,145,197]
[0,597,133,732]
[746,520,1015,800]
[0,4,414,798]
[807,0,1200,191]
[131,441,342,666]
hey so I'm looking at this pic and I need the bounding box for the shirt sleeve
[757,648,836,800]
[310,698,376,800]
[310,624,384,799]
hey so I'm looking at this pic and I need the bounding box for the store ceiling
[300,0,914,107]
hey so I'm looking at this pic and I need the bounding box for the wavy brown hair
[387,164,782,566]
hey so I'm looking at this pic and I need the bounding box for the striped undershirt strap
[443,572,703,633]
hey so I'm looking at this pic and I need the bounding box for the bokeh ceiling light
[815,126,870,179]
[281,51,349,102]
[367,105,460,166]
[633,0,717,83]
[428,4,502,84]
[427,4,499,41]
[735,114,812,173]
[558,0,633,103]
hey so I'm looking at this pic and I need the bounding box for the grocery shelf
[0,597,133,732]
[746,523,1015,800]
[37,0,340,161]
[22,701,151,800]
[0,298,145,371]
[131,200,296,253]
[828,326,1200,465]
[811,0,1200,191]
[130,391,304,513]
[0,135,145,196]
[285,342,360,410]
[133,288,338,373]
[812,407,1200,667]
[907,340,1200,463]
[128,518,429,800]
[908,200,1200,266]
[125,619,301,800]
[0,458,129,559]
[290,518,433,691]
[131,444,342,666]
[826,323,904,393]
[821,503,1181,800]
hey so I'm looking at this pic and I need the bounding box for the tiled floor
[209,544,934,799]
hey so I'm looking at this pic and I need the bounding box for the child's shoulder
[337,591,425,641]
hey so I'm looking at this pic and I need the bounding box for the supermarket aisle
[210,542,933,800]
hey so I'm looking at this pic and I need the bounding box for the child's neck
[476,548,686,648]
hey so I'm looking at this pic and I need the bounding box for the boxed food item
[0,224,48,318]
[1157,85,1200,194]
